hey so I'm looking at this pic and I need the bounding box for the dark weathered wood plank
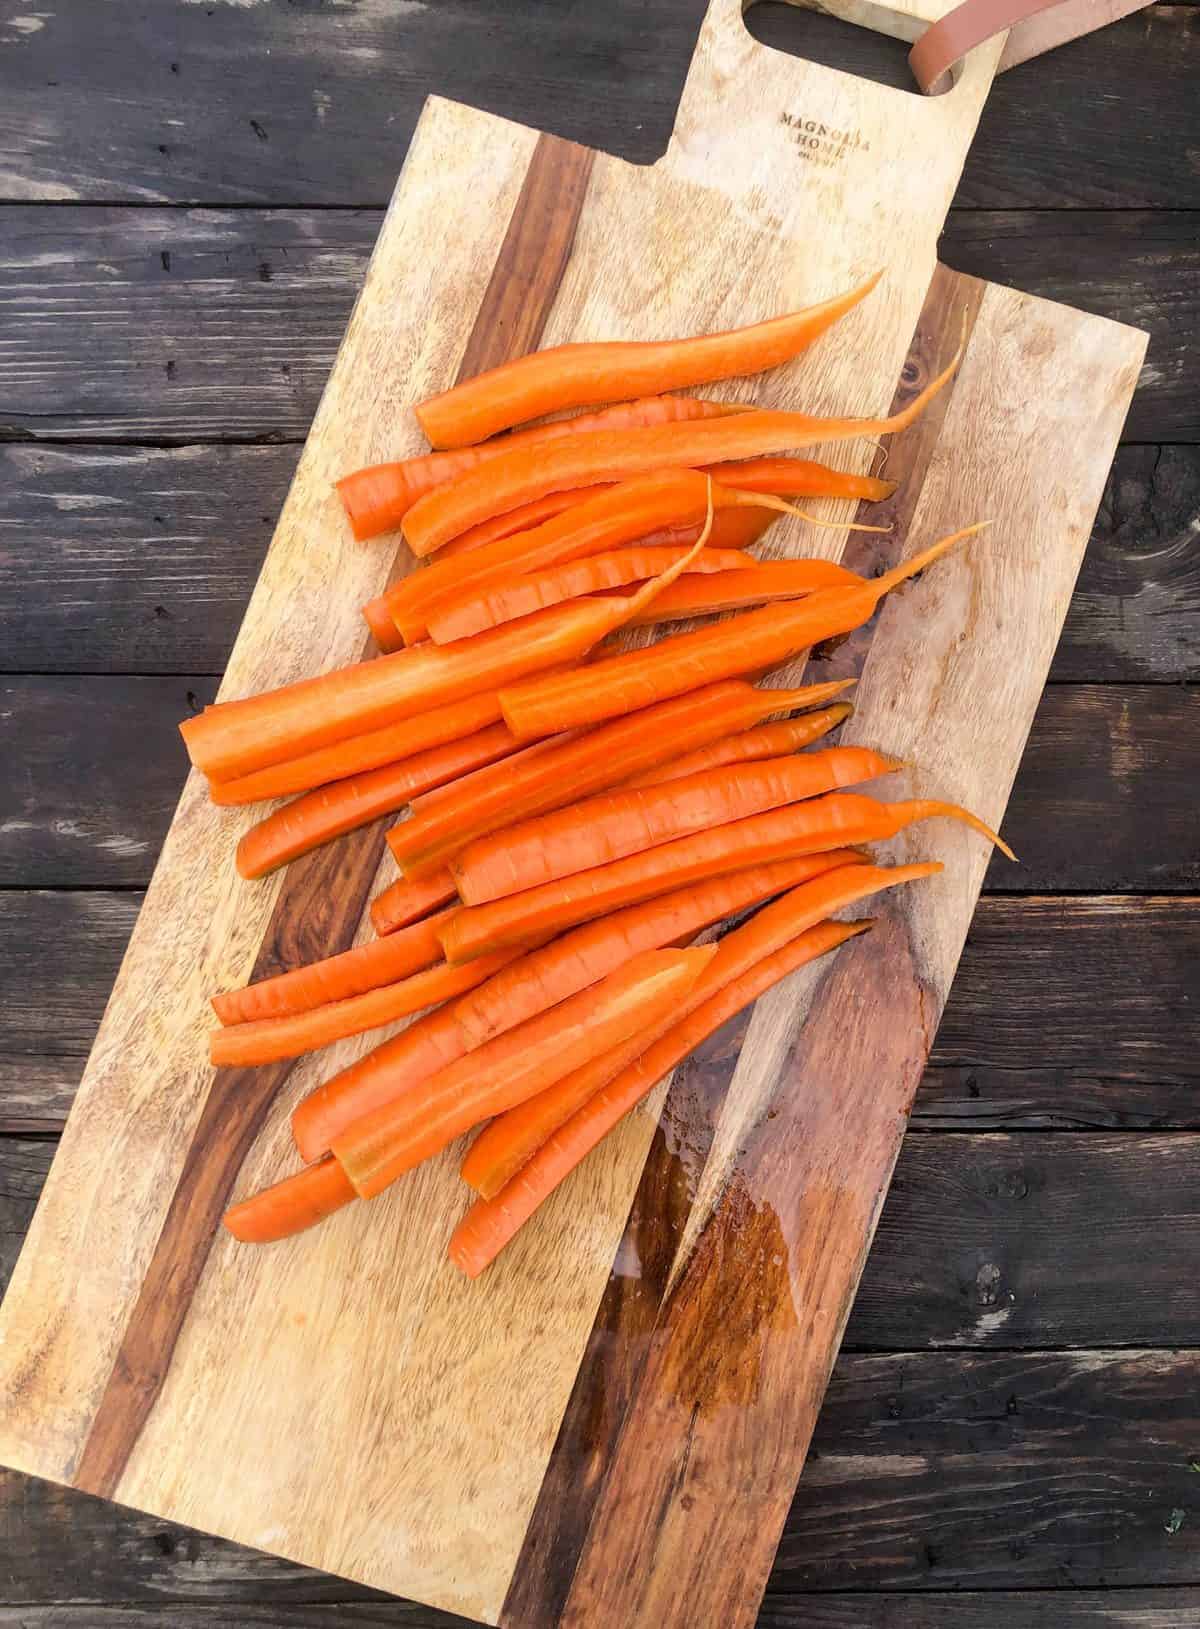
[5,443,1196,680]
[0,0,1193,209]
[4,681,1194,889]
[0,209,1194,442]
[761,1596,1200,1628]
[0,1348,1196,1604]
[3,895,1195,1134]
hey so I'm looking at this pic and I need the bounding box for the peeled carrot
[332,948,716,1198]
[704,455,896,503]
[452,745,900,907]
[450,850,865,1051]
[211,907,454,1027]
[450,916,874,1274]
[403,336,959,554]
[416,273,882,449]
[408,730,579,816]
[224,1157,357,1244]
[438,488,602,558]
[209,948,519,1068]
[627,557,862,626]
[337,397,741,538]
[440,793,1011,962]
[234,722,522,880]
[461,860,934,1199]
[370,868,457,936]
[387,678,852,880]
[425,544,753,646]
[389,470,775,644]
[361,595,406,653]
[620,703,853,789]
[182,591,652,783]
[500,524,982,739]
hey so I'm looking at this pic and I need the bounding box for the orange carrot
[387,678,853,879]
[416,273,882,448]
[388,470,775,644]
[361,594,406,653]
[450,850,865,1050]
[370,868,457,935]
[440,793,1011,962]
[500,524,982,738]
[404,335,959,554]
[426,543,754,646]
[627,557,862,626]
[332,948,716,1197]
[224,1157,357,1244]
[461,860,929,1199]
[704,455,895,503]
[620,703,853,789]
[182,592,651,782]
[407,730,578,816]
[452,745,900,907]
[449,916,874,1274]
[337,398,741,538]
[211,907,454,1027]
[209,948,520,1068]
[206,690,507,807]
[438,488,602,558]
[234,721,522,880]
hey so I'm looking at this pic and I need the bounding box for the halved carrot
[331,948,716,1198]
[370,868,457,936]
[209,948,520,1069]
[450,849,865,1051]
[425,543,754,646]
[461,859,935,1199]
[703,455,895,503]
[416,272,882,448]
[224,1157,357,1244]
[234,721,522,880]
[337,397,741,538]
[403,336,959,554]
[387,678,853,880]
[182,590,654,783]
[407,730,579,816]
[626,557,862,626]
[500,524,982,739]
[620,703,852,789]
[441,791,1011,962]
[438,488,603,558]
[449,916,873,1275]
[211,906,454,1027]
[452,745,901,907]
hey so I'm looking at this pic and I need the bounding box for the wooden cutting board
[0,3,1145,1625]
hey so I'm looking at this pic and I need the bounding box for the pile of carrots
[180,272,1012,1277]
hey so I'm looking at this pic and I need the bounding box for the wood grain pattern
[0,6,1145,1621]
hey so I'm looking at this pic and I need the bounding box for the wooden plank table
[0,1,1197,1623]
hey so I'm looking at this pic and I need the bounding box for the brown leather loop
[910,0,1106,92]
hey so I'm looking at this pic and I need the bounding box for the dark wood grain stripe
[501,266,985,1627]
[73,131,594,1501]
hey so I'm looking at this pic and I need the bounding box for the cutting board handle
[661,0,1004,267]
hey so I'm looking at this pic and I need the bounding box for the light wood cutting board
[0,3,1146,1625]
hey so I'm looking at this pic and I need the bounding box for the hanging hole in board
[743,0,959,96]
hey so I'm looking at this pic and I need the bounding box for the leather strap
[911,0,1154,93]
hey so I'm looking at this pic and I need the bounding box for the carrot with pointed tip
[620,703,852,790]
[450,850,865,1052]
[500,523,984,739]
[416,272,882,449]
[627,557,863,626]
[450,917,875,1274]
[234,721,522,880]
[211,906,455,1027]
[704,454,896,502]
[370,868,457,936]
[387,677,853,880]
[332,947,717,1198]
[442,791,1011,962]
[404,334,959,554]
[209,947,521,1069]
[452,745,899,908]
[462,859,935,1199]
[224,1157,357,1244]
[337,397,742,538]
[425,543,754,646]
